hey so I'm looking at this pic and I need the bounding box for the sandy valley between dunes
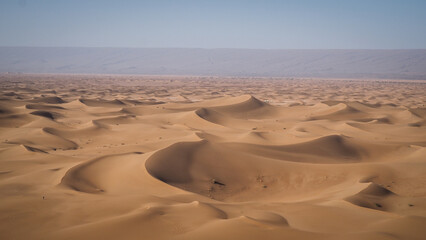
[0,74,426,240]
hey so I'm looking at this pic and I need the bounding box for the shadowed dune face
[145,140,360,202]
[0,75,426,240]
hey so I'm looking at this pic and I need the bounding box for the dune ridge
[0,75,425,240]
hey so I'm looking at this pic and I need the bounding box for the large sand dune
[0,74,426,240]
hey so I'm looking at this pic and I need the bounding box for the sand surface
[1,74,426,240]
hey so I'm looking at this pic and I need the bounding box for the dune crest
[0,75,425,240]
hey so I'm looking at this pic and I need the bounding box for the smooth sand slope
[1,74,426,240]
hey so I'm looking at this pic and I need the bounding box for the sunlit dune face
[0,75,425,240]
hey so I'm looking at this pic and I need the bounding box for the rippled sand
[1,74,425,240]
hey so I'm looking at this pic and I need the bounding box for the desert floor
[1,74,426,240]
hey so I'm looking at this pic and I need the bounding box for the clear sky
[1,0,425,49]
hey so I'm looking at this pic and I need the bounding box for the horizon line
[1,46,426,51]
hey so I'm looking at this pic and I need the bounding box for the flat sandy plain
[1,74,426,240]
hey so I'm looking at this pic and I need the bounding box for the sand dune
[0,74,425,240]
[79,98,127,108]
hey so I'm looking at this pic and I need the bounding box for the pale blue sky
[1,0,425,49]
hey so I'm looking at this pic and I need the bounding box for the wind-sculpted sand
[0,74,426,240]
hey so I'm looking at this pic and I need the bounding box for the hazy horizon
[1,1,426,79]
[2,47,426,79]
[1,0,426,49]
[3,46,426,50]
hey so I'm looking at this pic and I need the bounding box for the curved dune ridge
[61,152,144,193]
[30,96,66,104]
[30,110,63,120]
[1,76,426,240]
[79,98,127,107]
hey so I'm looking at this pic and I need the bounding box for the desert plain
[0,73,426,240]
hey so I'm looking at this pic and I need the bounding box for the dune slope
[0,75,426,240]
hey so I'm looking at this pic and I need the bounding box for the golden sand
[1,74,425,240]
